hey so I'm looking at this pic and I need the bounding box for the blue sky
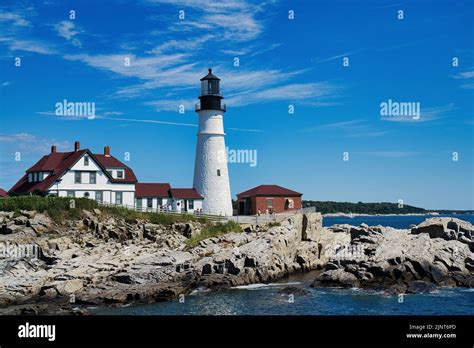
[0,0,473,210]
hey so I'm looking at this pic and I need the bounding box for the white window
[84,156,89,166]
[89,172,96,184]
[96,191,103,202]
[116,192,122,205]
[75,171,82,184]
[117,170,124,179]
[266,198,273,208]
[147,198,153,208]
[67,191,75,197]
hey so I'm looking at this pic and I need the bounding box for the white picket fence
[96,201,228,221]
[97,201,316,224]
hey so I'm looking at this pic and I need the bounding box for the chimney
[51,145,57,154]
[74,141,80,152]
[104,146,111,157]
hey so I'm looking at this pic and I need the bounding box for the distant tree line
[302,201,426,215]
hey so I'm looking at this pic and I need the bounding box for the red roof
[170,188,203,199]
[10,149,137,194]
[0,189,8,197]
[135,183,171,198]
[94,154,137,183]
[237,185,302,198]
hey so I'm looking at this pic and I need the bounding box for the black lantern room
[197,68,226,112]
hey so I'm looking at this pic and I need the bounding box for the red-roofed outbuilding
[236,185,302,215]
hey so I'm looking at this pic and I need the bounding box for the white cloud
[381,103,455,123]
[0,2,338,110]
[353,151,420,158]
[64,53,190,81]
[0,11,55,54]
[148,35,212,54]
[0,133,70,155]
[0,12,30,27]
[226,82,340,107]
[146,0,268,42]
[453,69,474,89]
[313,51,359,64]
[145,99,195,112]
[54,20,82,47]
[6,38,55,54]
[305,118,387,138]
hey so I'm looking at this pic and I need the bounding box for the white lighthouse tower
[193,69,233,216]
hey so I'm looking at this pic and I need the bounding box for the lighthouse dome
[200,68,221,97]
[200,68,220,81]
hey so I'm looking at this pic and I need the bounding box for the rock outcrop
[411,217,473,250]
[0,209,329,314]
[311,219,474,293]
[1,209,473,314]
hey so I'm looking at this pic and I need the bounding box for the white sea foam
[231,282,301,290]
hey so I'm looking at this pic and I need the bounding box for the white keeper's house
[9,141,203,213]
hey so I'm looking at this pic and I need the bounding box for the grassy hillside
[0,196,207,225]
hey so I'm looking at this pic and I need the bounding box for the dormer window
[117,170,124,179]
[84,156,89,166]
[33,173,38,182]
[28,173,33,182]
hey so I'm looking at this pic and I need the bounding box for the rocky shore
[0,209,473,314]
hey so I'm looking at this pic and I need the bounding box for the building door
[239,201,245,215]
[183,199,188,212]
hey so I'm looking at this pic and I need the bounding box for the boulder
[301,213,323,241]
[20,210,37,218]
[406,280,435,294]
[0,211,14,220]
[14,216,29,225]
[411,217,473,247]
[312,269,360,288]
[278,286,309,296]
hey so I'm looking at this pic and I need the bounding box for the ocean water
[91,215,474,316]
[92,277,474,316]
[322,214,474,229]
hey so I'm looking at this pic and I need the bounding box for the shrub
[185,220,242,247]
[100,205,207,226]
[0,196,98,223]
[0,196,210,226]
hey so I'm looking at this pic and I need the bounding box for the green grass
[0,196,98,223]
[100,205,208,225]
[185,220,242,247]
[0,196,208,225]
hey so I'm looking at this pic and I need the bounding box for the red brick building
[236,185,302,215]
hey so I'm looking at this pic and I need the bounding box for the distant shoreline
[322,212,472,217]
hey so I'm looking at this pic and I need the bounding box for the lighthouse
[193,69,233,216]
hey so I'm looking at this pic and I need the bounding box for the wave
[190,287,212,295]
[231,282,301,290]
